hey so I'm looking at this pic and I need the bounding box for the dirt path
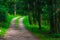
[4,17,38,40]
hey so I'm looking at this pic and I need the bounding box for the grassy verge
[23,16,60,40]
[15,16,22,28]
[0,15,15,37]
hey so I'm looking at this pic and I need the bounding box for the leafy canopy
[0,5,7,12]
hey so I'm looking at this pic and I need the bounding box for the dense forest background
[0,0,60,39]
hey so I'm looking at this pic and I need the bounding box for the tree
[28,0,33,25]
[47,0,59,34]
[0,0,8,27]
[8,0,19,15]
[32,0,37,24]
[37,0,43,29]
[0,5,7,22]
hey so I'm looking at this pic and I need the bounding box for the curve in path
[4,17,39,40]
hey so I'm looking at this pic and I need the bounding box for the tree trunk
[37,0,43,29]
[47,0,58,34]
[32,11,37,24]
[14,3,16,16]
[37,12,42,29]
[49,12,55,33]
[28,4,33,25]
[57,9,60,34]
[32,2,37,24]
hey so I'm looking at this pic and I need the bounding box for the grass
[0,15,15,37]
[15,16,22,28]
[23,16,60,40]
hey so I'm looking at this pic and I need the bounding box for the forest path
[4,17,38,40]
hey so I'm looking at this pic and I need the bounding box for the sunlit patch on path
[4,17,38,40]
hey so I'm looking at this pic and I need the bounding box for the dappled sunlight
[0,0,60,40]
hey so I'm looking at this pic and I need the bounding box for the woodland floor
[2,17,39,40]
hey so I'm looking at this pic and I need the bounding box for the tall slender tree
[28,0,33,25]
[0,0,8,27]
[32,0,37,24]
[37,0,43,29]
[47,0,59,34]
[10,0,19,15]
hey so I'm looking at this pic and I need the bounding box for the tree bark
[47,0,58,34]
[14,3,16,16]
[37,0,43,29]
[37,12,42,29]
[32,2,37,24]
[28,3,33,25]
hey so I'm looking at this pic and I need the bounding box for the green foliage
[0,5,8,22]
[0,15,15,37]
[0,5,7,12]
[0,0,60,39]
[15,16,22,28]
[23,16,60,40]
[12,0,19,3]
